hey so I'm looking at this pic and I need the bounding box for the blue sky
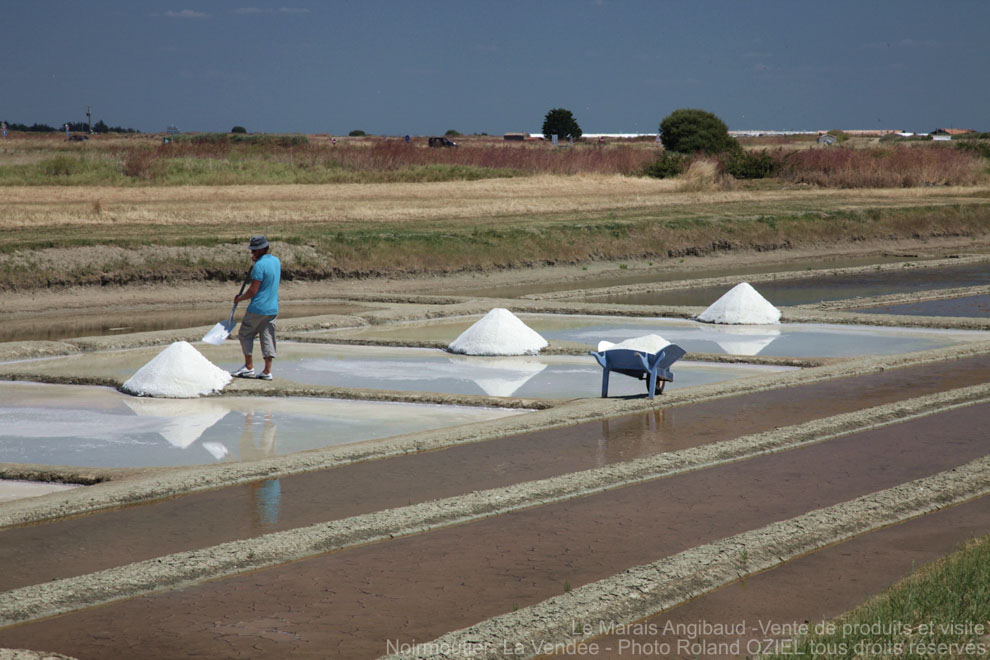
[3,1,988,135]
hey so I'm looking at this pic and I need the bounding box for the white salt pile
[447,308,548,356]
[696,282,781,325]
[596,334,671,354]
[122,341,232,398]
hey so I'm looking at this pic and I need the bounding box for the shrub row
[3,139,987,187]
[642,144,986,187]
[171,133,310,147]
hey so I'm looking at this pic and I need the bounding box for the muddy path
[558,494,990,659]
[4,236,988,321]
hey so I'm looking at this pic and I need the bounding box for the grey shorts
[238,312,277,358]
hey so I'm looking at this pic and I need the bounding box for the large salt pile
[447,308,548,356]
[696,282,781,325]
[597,334,671,354]
[122,341,232,398]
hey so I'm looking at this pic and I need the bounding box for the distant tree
[3,119,138,133]
[348,129,366,137]
[542,108,582,140]
[444,129,462,137]
[5,122,57,132]
[231,125,247,134]
[659,109,739,155]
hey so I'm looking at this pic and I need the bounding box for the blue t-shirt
[247,254,281,315]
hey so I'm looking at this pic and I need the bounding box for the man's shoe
[257,372,273,381]
[232,365,255,378]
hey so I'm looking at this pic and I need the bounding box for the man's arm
[235,280,261,304]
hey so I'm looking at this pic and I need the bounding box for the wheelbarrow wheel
[647,378,667,395]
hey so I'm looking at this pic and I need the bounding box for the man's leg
[236,312,263,376]
[258,316,277,377]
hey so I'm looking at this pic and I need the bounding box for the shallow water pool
[581,262,990,307]
[315,314,990,358]
[852,293,990,319]
[267,345,793,398]
[0,381,522,468]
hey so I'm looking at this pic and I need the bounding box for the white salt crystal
[697,282,781,325]
[122,341,232,398]
[447,308,548,356]
[596,334,671,354]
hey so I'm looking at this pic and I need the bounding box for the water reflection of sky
[853,294,990,319]
[0,382,519,468]
[529,317,990,358]
[273,348,790,399]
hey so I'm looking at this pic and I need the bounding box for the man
[232,235,281,380]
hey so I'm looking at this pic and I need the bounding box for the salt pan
[597,334,671,354]
[447,308,548,356]
[696,282,781,325]
[122,341,232,398]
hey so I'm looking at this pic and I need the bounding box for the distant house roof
[933,128,975,135]
[817,134,838,145]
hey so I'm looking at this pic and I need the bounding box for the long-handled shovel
[202,271,252,345]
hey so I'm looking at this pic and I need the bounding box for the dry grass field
[1,132,989,291]
[3,177,990,290]
[4,177,989,229]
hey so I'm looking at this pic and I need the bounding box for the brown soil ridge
[524,254,990,301]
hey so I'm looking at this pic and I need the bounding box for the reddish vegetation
[96,134,990,186]
[332,141,656,175]
[774,145,983,188]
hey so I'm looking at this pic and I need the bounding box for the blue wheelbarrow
[589,345,686,399]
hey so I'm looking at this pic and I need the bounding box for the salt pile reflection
[710,327,781,356]
[123,398,231,449]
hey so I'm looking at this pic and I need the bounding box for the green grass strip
[766,535,990,659]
